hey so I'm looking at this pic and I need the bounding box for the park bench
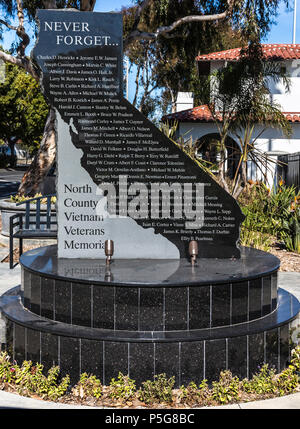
[9,194,57,269]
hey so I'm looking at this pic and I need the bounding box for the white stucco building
[162,44,300,187]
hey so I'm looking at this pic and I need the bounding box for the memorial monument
[0,10,299,387]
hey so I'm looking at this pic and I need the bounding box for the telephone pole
[293,0,297,43]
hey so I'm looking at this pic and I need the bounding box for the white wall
[209,59,300,113]
[267,60,300,111]
[177,58,300,187]
[177,122,219,142]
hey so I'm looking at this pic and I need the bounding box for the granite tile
[165,287,188,331]
[14,323,25,364]
[271,272,278,311]
[248,332,264,377]
[80,339,103,381]
[93,285,114,329]
[189,286,210,329]
[205,339,226,383]
[26,328,41,364]
[139,288,163,331]
[23,269,31,309]
[227,336,248,380]
[115,287,139,330]
[30,273,41,315]
[262,275,272,316]
[231,281,248,324]
[155,343,180,386]
[212,283,230,327]
[104,342,128,385]
[266,328,279,372]
[54,280,71,324]
[249,278,262,320]
[41,332,58,373]
[3,320,13,356]
[59,336,80,384]
[41,277,55,320]
[72,282,91,327]
[279,323,290,372]
[129,342,154,386]
[180,341,204,386]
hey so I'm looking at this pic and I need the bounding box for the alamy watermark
[95,175,205,229]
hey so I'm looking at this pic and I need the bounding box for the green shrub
[0,354,70,401]
[290,345,300,372]
[242,364,277,395]
[211,370,241,404]
[109,372,136,402]
[240,228,274,251]
[0,351,17,383]
[15,362,69,401]
[0,349,300,407]
[10,193,57,204]
[275,367,299,395]
[239,182,300,253]
[138,373,175,404]
[179,379,211,405]
[282,214,300,253]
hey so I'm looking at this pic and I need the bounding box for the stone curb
[0,389,299,409]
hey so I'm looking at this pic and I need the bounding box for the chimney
[175,92,194,112]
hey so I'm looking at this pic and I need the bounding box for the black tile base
[0,245,298,388]
[1,286,299,387]
[5,316,297,387]
[20,245,280,331]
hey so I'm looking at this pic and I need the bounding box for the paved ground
[0,240,299,409]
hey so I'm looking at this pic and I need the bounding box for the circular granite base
[20,244,280,330]
[0,245,299,387]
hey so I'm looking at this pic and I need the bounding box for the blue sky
[2,1,298,48]
[93,0,132,13]
[266,1,299,43]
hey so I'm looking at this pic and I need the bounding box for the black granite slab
[33,10,245,259]
[227,336,248,379]
[40,332,58,373]
[205,339,226,381]
[20,270,278,330]
[19,245,281,330]
[180,342,204,385]
[129,343,154,387]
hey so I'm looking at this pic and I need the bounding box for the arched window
[195,133,241,179]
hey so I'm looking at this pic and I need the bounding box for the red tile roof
[283,112,300,123]
[162,105,300,123]
[196,44,300,62]
[162,105,215,122]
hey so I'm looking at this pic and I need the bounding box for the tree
[0,0,97,194]
[0,56,48,166]
[0,0,289,195]
[123,1,251,115]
